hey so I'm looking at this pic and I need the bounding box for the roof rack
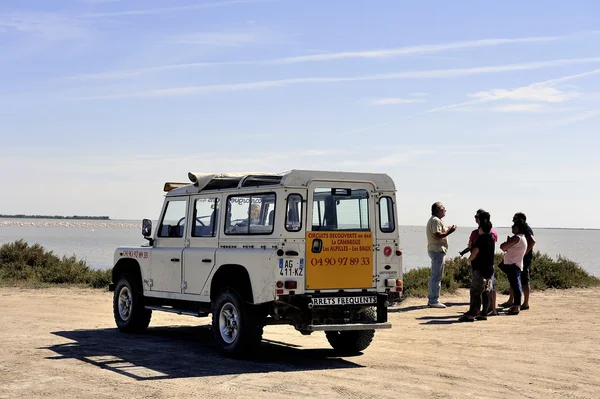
[238,174,283,188]
[163,182,189,192]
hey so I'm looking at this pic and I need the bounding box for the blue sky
[1,0,599,228]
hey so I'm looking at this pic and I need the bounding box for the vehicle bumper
[306,322,392,331]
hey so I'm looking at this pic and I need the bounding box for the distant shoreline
[0,215,110,220]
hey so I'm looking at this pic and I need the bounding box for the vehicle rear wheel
[113,274,152,333]
[325,307,376,353]
[211,288,263,358]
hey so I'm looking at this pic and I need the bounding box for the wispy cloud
[0,12,87,41]
[71,57,600,99]
[488,103,548,113]
[81,0,271,18]
[81,0,123,3]
[261,35,561,64]
[166,31,264,46]
[70,62,220,81]
[68,34,577,81]
[470,86,581,103]
[549,110,600,126]
[368,97,426,105]
[420,68,600,117]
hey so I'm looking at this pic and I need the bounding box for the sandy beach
[0,286,598,399]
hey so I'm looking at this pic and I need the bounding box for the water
[1,218,599,277]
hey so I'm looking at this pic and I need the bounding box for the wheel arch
[112,258,143,290]
[210,264,254,304]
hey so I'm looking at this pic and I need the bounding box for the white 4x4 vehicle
[110,170,403,357]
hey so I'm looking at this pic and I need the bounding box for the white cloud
[167,32,264,47]
[549,110,600,127]
[263,35,560,64]
[81,0,271,18]
[0,12,87,41]
[369,98,426,105]
[71,57,600,100]
[471,86,581,103]
[416,68,600,118]
[81,0,123,3]
[489,103,547,113]
[67,34,574,81]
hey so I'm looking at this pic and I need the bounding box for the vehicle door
[305,182,377,290]
[150,198,188,293]
[182,195,221,295]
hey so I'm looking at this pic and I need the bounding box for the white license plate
[279,258,304,277]
[310,296,377,306]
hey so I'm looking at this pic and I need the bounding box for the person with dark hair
[459,219,496,322]
[500,212,536,310]
[459,209,499,315]
[459,209,498,256]
[498,219,528,315]
[426,202,457,308]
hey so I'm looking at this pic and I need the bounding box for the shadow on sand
[388,301,469,313]
[42,325,363,381]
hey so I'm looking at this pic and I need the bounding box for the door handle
[285,250,299,256]
[202,258,212,263]
[170,258,180,262]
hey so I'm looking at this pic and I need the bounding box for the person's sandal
[499,301,514,308]
[506,308,520,315]
[520,304,530,310]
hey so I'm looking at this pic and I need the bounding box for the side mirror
[142,219,154,246]
[142,219,152,237]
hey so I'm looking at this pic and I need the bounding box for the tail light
[284,281,297,289]
[383,246,393,257]
[396,279,403,291]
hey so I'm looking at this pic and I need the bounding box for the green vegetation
[402,251,600,299]
[0,214,109,220]
[1,241,598,295]
[0,240,111,288]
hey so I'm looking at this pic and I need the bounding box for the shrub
[402,265,459,298]
[0,240,111,288]
[402,250,599,299]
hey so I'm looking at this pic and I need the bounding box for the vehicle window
[225,193,276,235]
[192,197,220,237]
[379,196,395,233]
[286,194,303,232]
[157,199,187,238]
[311,188,369,231]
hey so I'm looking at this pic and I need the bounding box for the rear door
[182,195,221,295]
[305,182,376,290]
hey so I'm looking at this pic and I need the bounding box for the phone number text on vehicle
[310,257,370,266]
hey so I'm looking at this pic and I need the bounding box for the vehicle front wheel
[325,307,376,353]
[211,288,263,358]
[113,275,152,333]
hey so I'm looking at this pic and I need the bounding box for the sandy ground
[0,287,599,399]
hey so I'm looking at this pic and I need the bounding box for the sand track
[1,287,599,398]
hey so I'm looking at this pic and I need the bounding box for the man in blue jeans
[426,202,457,308]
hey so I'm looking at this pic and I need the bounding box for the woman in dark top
[459,220,495,322]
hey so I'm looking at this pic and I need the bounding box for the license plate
[309,296,377,306]
[279,258,304,277]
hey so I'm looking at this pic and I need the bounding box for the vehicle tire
[325,307,376,353]
[211,288,264,358]
[113,274,152,333]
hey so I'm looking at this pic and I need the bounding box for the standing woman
[499,219,528,315]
